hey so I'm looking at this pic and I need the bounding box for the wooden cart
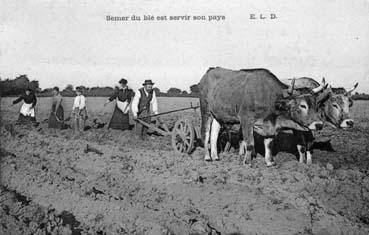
[135,103,201,154]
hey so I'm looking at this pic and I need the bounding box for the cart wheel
[172,119,195,154]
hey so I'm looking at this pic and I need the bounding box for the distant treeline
[1,75,368,100]
[0,75,200,98]
[351,93,369,100]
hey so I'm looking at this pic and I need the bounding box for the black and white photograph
[1,0,369,234]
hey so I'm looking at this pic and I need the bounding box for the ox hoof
[243,162,252,167]
[243,159,252,166]
[243,153,252,165]
[266,162,276,167]
[243,161,252,166]
[204,156,212,162]
[213,158,220,161]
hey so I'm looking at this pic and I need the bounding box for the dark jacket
[138,87,153,113]
[109,88,134,103]
[13,93,37,108]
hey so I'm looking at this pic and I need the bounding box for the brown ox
[199,67,329,166]
[281,77,358,164]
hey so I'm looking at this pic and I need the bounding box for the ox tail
[199,95,211,147]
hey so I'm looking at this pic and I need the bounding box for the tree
[77,85,89,93]
[61,84,76,97]
[167,87,181,95]
[190,84,199,94]
[13,75,30,94]
[65,84,74,91]
[0,75,39,96]
[0,78,13,96]
[29,80,40,92]
[41,88,53,93]
[181,90,188,95]
[37,88,53,97]
[153,87,161,96]
[14,75,29,89]
[88,86,115,97]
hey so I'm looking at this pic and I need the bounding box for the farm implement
[136,103,202,154]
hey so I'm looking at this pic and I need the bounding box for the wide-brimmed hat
[119,78,127,85]
[142,79,155,86]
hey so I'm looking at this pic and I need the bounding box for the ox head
[277,78,330,131]
[322,83,358,128]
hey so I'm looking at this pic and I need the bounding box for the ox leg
[306,137,314,165]
[306,150,313,165]
[241,116,255,165]
[204,117,212,161]
[294,130,308,164]
[264,138,276,167]
[223,125,232,152]
[238,126,246,155]
[210,119,221,161]
[224,142,231,152]
[297,144,306,164]
[239,141,246,155]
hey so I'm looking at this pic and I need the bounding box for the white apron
[116,99,130,114]
[20,103,35,117]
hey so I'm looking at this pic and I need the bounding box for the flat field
[0,97,368,235]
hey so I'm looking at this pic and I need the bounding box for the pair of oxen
[199,67,358,166]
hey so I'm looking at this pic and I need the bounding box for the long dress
[48,94,64,129]
[12,93,37,124]
[108,88,134,130]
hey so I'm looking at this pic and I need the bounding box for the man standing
[131,79,159,140]
[71,86,87,135]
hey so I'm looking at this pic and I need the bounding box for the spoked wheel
[171,119,195,154]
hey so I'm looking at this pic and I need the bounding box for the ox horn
[312,77,325,93]
[346,82,358,94]
[287,78,295,95]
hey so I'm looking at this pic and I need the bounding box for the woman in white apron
[104,78,134,130]
[11,88,37,124]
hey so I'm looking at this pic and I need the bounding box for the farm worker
[48,86,64,133]
[104,78,135,130]
[71,86,88,135]
[10,88,37,125]
[131,79,159,140]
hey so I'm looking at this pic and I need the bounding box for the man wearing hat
[104,78,134,130]
[131,79,159,140]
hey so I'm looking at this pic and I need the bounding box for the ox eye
[299,104,307,109]
[333,104,339,109]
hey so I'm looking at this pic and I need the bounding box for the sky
[1,0,369,92]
